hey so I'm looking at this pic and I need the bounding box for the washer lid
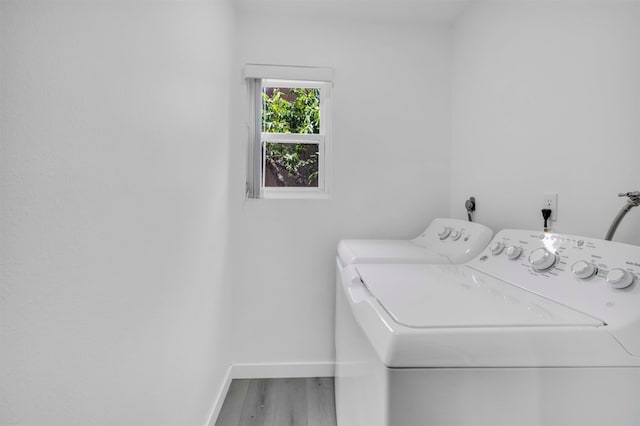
[338,240,449,265]
[356,264,604,328]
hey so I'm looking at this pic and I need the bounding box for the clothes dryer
[335,217,492,425]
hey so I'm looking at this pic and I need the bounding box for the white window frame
[245,66,333,200]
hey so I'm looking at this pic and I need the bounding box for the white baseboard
[206,365,233,426]
[205,361,335,426]
[231,361,335,379]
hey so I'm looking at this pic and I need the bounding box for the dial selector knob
[505,246,522,260]
[571,260,597,279]
[606,268,635,289]
[528,247,557,271]
[450,230,461,241]
[438,227,451,240]
[490,242,504,255]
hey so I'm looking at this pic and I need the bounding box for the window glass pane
[263,142,319,188]
[262,87,320,134]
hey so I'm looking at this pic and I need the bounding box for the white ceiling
[234,0,640,23]
[234,0,473,23]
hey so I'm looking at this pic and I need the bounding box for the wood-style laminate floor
[214,378,337,426]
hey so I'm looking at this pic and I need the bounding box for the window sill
[247,191,331,201]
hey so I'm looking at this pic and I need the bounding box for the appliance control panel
[467,229,640,352]
[412,218,494,264]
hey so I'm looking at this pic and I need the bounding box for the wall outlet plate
[543,193,558,221]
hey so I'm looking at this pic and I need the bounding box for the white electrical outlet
[543,193,558,221]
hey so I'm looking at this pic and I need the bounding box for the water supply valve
[465,197,476,222]
[619,191,640,207]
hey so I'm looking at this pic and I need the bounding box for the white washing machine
[335,229,640,426]
[337,218,493,268]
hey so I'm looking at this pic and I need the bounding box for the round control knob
[450,230,461,241]
[438,227,451,240]
[571,260,597,279]
[505,246,522,260]
[528,247,557,271]
[490,242,504,255]
[606,268,635,289]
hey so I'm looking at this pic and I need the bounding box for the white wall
[451,1,640,245]
[0,1,234,425]
[230,13,453,370]
[5,1,639,422]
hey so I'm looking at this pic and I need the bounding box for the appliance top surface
[337,217,493,265]
[466,229,640,327]
[337,240,449,265]
[356,263,603,328]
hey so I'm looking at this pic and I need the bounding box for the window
[245,65,333,199]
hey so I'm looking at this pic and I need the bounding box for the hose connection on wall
[465,197,476,222]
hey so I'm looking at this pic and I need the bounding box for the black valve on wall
[465,197,476,222]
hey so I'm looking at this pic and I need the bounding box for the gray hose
[605,203,634,241]
[604,192,640,241]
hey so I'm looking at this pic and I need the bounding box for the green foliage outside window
[262,87,320,187]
